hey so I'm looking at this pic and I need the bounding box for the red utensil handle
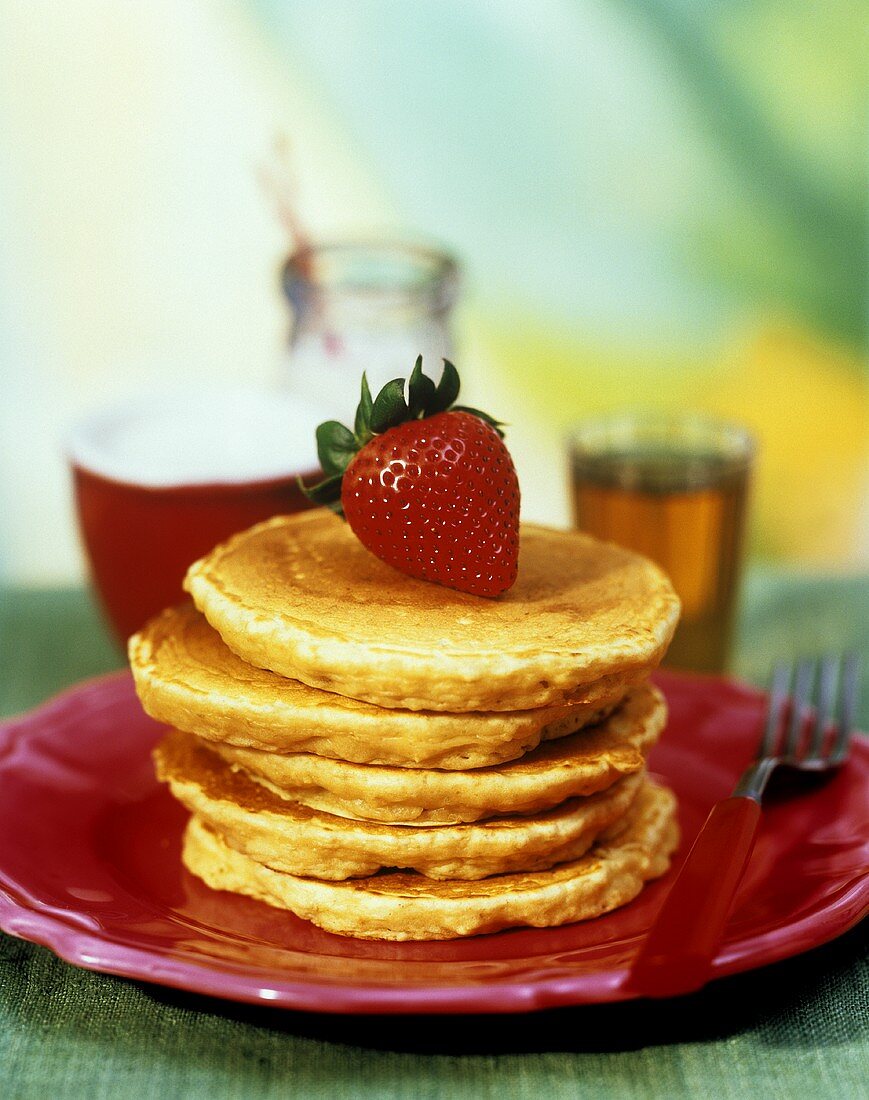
[629,796,762,997]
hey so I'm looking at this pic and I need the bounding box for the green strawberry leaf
[452,405,506,438]
[354,373,374,442]
[407,355,437,418]
[431,359,460,413]
[316,420,356,476]
[299,471,345,516]
[370,378,409,433]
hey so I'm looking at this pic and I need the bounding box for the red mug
[69,388,323,644]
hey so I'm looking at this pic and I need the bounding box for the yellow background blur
[0,0,865,583]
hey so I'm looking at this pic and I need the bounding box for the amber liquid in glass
[571,451,749,672]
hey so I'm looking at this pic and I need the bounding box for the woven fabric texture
[1,576,866,1099]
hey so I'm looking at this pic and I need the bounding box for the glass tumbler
[569,413,754,673]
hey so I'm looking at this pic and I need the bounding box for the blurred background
[0,0,866,585]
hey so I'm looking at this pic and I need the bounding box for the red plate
[0,671,866,1014]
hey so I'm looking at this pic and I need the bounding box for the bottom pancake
[181,782,678,940]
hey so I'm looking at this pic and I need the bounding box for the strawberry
[304,358,520,597]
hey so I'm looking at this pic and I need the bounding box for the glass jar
[281,240,460,423]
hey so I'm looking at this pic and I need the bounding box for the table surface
[1,572,867,1100]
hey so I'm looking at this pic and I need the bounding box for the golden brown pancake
[183,511,680,712]
[182,782,678,940]
[154,728,644,880]
[130,604,641,769]
[210,683,666,824]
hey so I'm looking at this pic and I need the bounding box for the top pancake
[184,510,680,712]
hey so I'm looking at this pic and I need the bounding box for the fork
[629,654,860,998]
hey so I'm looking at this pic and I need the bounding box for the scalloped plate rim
[0,670,866,1014]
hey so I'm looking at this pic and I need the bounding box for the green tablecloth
[1,574,867,1099]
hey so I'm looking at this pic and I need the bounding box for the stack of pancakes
[130,510,682,941]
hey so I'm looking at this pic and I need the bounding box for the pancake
[154,728,644,880]
[130,604,641,769]
[182,781,678,940]
[210,683,666,824]
[183,510,680,712]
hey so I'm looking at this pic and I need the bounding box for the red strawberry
[304,359,520,597]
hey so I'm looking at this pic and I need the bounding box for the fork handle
[628,796,761,998]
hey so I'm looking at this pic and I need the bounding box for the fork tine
[760,661,792,757]
[784,658,815,760]
[808,654,839,758]
[831,654,860,764]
